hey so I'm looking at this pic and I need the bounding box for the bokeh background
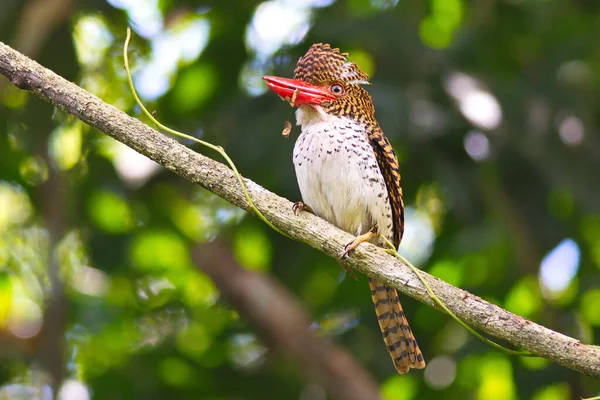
[1,0,600,399]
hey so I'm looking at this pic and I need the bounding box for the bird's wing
[369,126,404,248]
[368,128,425,373]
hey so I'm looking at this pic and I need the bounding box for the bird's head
[263,43,375,127]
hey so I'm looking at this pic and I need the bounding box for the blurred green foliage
[1,0,600,399]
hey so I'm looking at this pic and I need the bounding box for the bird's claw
[340,226,379,259]
[341,240,358,259]
[292,201,312,215]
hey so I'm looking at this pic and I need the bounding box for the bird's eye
[330,83,345,95]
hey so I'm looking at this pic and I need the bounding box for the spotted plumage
[264,43,425,373]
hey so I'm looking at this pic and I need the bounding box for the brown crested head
[293,43,368,85]
[263,44,376,122]
[293,43,375,120]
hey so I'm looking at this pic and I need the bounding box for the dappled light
[419,0,463,49]
[110,140,162,187]
[7,297,42,339]
[71,265,109,296]
[445,72,502,130]
[476,354,516,400]
[398,207,435,266]
[464,129,490,162]
[57,380,90,400]
[73,15,113,68]
[311,310,360,336]
[107,0,163,37]
[539,238,580,299]
[246,1,312,59]
[49,122,83,171]
[423,355,456,390]
[230,333,268,369]
[380,375,417,400]
[557,114,584,147]
[87,189,135,233]
[1,0,600,399]
[504,276,542,318]
[0,182,32,230]
[18,156,49,186]
[134,16,211,100]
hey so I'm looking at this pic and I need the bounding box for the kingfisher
[263,44,425,374]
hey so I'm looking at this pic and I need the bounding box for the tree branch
[1,41,599,379]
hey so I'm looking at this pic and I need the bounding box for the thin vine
[380,235,536,358]
[123,27,290,238]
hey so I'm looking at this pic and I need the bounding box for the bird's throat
[295,105,334,129]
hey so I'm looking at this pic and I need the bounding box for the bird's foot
[341,225,379,259]
[292,201,313,215]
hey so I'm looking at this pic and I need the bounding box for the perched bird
[263,43,425,374]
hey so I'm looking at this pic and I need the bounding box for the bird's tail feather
[369,277,426,373]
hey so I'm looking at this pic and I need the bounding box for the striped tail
[369,277,426,373]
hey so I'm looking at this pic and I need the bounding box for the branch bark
[1,41,599,380]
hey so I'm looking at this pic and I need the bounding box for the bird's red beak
[262,76,336,106]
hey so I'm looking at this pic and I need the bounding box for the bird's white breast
[293,107,394,243]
